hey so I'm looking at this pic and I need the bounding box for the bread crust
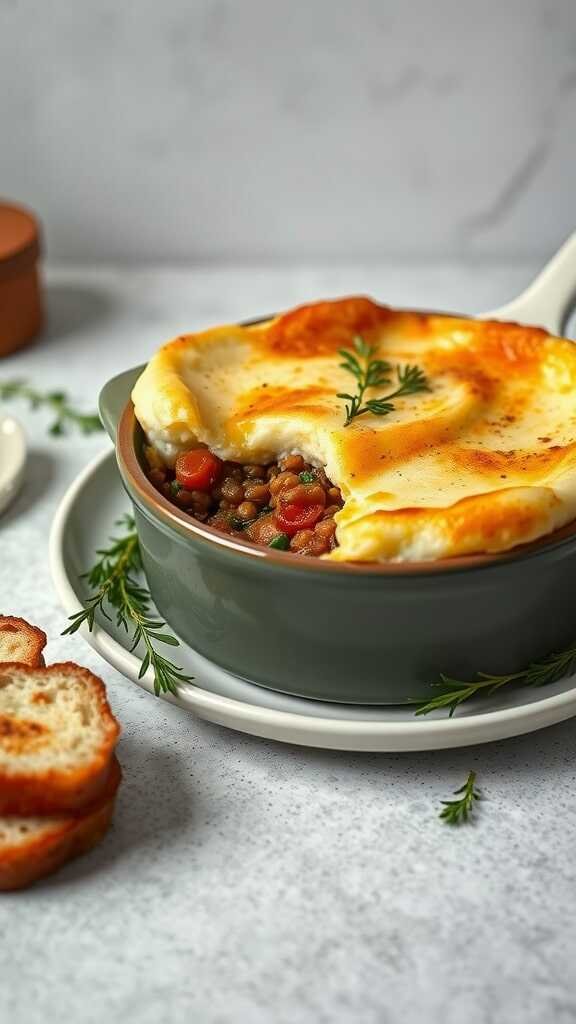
[0,756,121,890]
[0,663,120,815]
[0,616,47,668]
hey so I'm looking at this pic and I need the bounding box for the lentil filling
[144,448,343,557]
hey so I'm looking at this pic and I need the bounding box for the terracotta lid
[0,202,41,282]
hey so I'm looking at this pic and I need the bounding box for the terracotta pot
[0,202,43,357]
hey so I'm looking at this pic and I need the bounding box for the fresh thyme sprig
[439,771,481,825]
[0,379,103,436]
[414,642,576,717]
[337,335,429,427]
[62,514,193,696]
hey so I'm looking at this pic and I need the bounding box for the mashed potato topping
[132,297,576,562]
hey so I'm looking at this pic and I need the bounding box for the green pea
[268,534,290,550]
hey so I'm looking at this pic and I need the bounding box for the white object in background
[0,416,26,516]
[484,231,576,334]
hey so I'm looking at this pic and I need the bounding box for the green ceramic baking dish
[99,235,576,703]
[99,371,576,705]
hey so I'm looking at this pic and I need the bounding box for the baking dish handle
[483,231,576,335]
[99,365,145,442]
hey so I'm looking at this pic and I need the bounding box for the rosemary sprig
[337,335,429,427]
[414,642,576,717]
[0,379,103,436]
[439,771,481,825]
[62,514,193,696]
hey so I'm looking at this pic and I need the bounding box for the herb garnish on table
[0,380,103,436]
[63,515,193,696]
[439,771,482,825]
[337,335,429,427]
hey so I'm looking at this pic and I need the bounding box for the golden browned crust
[0,616,47,668]
[0,756,121,891]
[133,296,576,563]
[0,663,120,815]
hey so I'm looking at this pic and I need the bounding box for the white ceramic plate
[0,415,26,516]
[49,449,576,751]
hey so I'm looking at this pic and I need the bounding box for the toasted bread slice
[0,755,121,890]
[0,662,120,815]
[0,617,47,668]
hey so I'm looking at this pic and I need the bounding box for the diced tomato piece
[274,501,324,536]
[175,449,222,491]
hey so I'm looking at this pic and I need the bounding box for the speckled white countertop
[2,262,576,1024]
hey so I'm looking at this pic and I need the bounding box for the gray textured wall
[2,0,576,263]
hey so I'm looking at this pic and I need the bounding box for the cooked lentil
[144,447,343,557]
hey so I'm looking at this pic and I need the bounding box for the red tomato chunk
[274,501,325,536]
[175,450,223,491]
